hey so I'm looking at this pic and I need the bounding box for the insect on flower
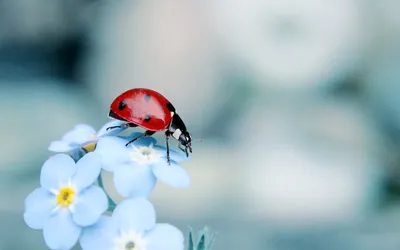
[106,88,193,164]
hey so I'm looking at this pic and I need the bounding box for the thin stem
[97,172,117,212]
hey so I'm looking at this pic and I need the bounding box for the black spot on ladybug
[144,114,152,122]
[118,100,127,111]
[166,102,175,112]
[144,94,151,102]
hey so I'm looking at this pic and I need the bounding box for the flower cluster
[23,120,207,250]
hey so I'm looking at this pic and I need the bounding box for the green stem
[97,173,117,212]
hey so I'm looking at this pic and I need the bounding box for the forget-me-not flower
[48,120,127,156]
[80,197,184,250]
[24,153,108,250]
[95,132,190,198]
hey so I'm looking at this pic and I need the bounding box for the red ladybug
[107,88,192,164]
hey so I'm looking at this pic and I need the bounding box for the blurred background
[1,0,400,249]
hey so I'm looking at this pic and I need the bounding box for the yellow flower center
[56,187,75,207]
[81,134,98,152]
[82,142,97,152]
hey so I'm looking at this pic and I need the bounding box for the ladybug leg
[178,142,189,157]
[125,130,155,146]
[178,143,185,152]
[165,131,171,165]
[106,123,137,131]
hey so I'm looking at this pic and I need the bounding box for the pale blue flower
[80,197,184,250]
[95,133,190,198]
[24,153,108,250]
[48,120,127,156]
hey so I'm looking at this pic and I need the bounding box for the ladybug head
[169,113,192,157]
[179,131,192,157]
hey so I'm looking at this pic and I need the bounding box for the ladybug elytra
[107,88,192,164]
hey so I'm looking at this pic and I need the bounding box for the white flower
[48,120,127,156]
[94,134,190,198]
[24,153,108,249]
[80,198,184,250]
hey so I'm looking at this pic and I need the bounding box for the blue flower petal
[79,216,117,250]
[122,132,158,147]
[153,146,190,162]
[113,163,156,197]
[152,161,190,188]
[145,223,184,250]
[96,120,127,137]
[72,185,108,227]
[95,137,132,172]
[112,197,156,233]
[117,132,143,141]
[131,136,157,147]
[72,152,102,191]
[62,124,96,144]
[40,154,77,191]
[43,209,82,250]
[48,141,74,152]
[24,188,57,230]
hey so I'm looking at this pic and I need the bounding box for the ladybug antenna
[191,138,204,144]
[188,132,204,144]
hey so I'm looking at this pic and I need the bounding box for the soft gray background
[1,0,400,249]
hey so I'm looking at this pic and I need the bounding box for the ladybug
[107,88,192,164]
